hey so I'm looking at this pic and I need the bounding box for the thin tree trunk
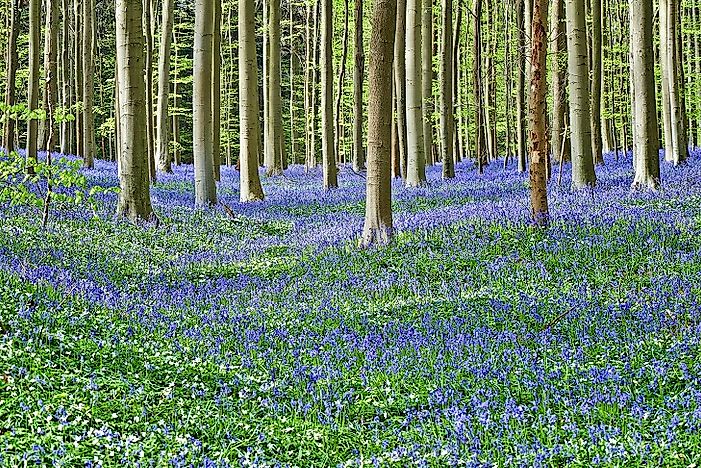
[394,0,408,179]
[156,0,175,172]
[321,0,338,188]
[352,0,365,171]
[265,0,284,175]
[3,0,19,153]
[422,0,433,166]
[212,0,222,179]
[440,0,455,178]
[516,0,527,172]
[529,0,549,225]
[335,0,350,164]
[83,0,96,169]
[26,0,41,172]
[405,0,426,186]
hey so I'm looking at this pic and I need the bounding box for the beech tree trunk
[83,0,96,169]
[394,0,408,179]
[440,0,455,178]
[265,0,284,176]
[25,0,41,171]
[321,0,338,188]
[3,0,20,153]
[405,0,426,186]
[116,0,154,222]
[352,0,365,171]
[239,0,265,201]
[156,0,175,173]
[361,0,397,247]
[529,0,549,226]
[193,0,217,206]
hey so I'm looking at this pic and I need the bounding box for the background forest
[1,0,701,465]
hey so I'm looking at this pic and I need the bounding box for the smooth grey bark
[630,0,660,190]
[405,0,426,186]
[440,0,455,178]
[83,0,96,169]
[321,0,338,188]
[352,0,365,171]
[394,0,408,179]
[40,0,60,153]
[335,0,350,163]
[265,0,284,176]
[193,0,217,206]
[115,0,154,221]
[590,0,603,165]
[422,0,433,166]
[3,0,20,153]
[565,0,596,188]
[156,0,175,172]
[25,0,40,171]
[361,0,397,247]
[550,0,570,164]
[239,0,265,201]
[516,0,527,172]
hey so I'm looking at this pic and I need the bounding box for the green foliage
[0,151,119,225]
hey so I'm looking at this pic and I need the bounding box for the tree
[193,0,217,206]
[529,0,549,226]
[565,0,596,189]
[515,0,527,172]
[421,0,433,167]
[83,0,96,169]
[40,0,60,153]
[405,0,427,186]
[265,0,284,176]
[26,0,41,172]
[629,0,660,190]
[115,0,154,221]
[550,0,570,165]
[320,0,338,188]
[156,0,176,173]
[394,0,408,179]
[590,0,603,165]
[239,0,266,201]
[440,0,455,178]
[352,0,365,172]
[3,0,20,153]
[661,0,687,166]
[361,0,397,247]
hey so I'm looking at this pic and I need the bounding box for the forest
[1,0,701,464]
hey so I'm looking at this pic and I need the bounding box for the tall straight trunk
[515,0,527,172]
[589,0,603,165]
[60,0,72,154]
[660,0,673,161]
[308,0,320,169]
[82,0,95,169]
[694,5,701,147]
[193,0,217,206]
[473,0,487,174]
[26,0,41,171]
[352,0,365,171]
[422,0,433,166]
[290,9,298,164]
[529,0,549,226]
[239,0,265,201]
[74,0,83,159]
[452,4,463,164]
[394,0,408,179]
[440,0,455,178]
[360,0,397,247]
[565,0,596,188]
[304,2,312,166]
[335,0,350,163]
[156,0,175,172]
[484,0,496,163]
[405,0,426,186]
[115,0,154,222]
[666,0,686,165]
[265,0,284,175]
[630,0,660,190]
[321,0,338,188]
[41,0,60,153]
[212,0,223,179]
[172,27,181,166]
[550,0,570,164]
[3,0,20,153]
[143,0,156,180]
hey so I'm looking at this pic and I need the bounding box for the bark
[516,0,527,172]
[590,0,603,165]
[143,0,156,180]
[361,0,397,247]
[422,0,433,166]
[405,0,427,186]
[666,0,687,165]
[352,0,365,171]
[193,0,217,206]
[529,0,549,226]
[630,0,660,190]
[394,0,408,179]
[83,0,96,169]
[115,0,154,222]
[239,0,265,201]
[335,0,350,163]
[473,0,487,173]
[41,0,60,153]
[550,0,570,164]
[321,0,338,188]
[25,0,41,171]
[265,0,284,176]
[156,0,175,172]
[3,0,19,153]
[213,0,223,179]
[440,0,455,178]
[565,0,596,188]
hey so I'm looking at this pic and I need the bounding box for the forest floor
[1,152,701,466]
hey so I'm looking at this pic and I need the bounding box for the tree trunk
[529,0,549,226]
[321,0,338,188]
[239,0,265,201]
[516,0,527,172]
[352,0,365,171]
[665,0,687,165]
[82,0,95,169]
[335,0,350,164]
[630,0,660,190]
[440,0,455,178]
[405,0,427,186]
[394,0,408,179]
[156,0,175,172]
[143,0,156,180]
[265,0,284,175]
[565,0,596,188]
[550,0,570,164]
[212,0,222,180]
[25,0,41,172]
[422,0,433,166]
[116,0,154,222]
[3,0,19,153]
[590,0,603,165]
[193,0,217,206]
[41,0,60,153]
[473,0,487,174]
[361,0,397,247]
